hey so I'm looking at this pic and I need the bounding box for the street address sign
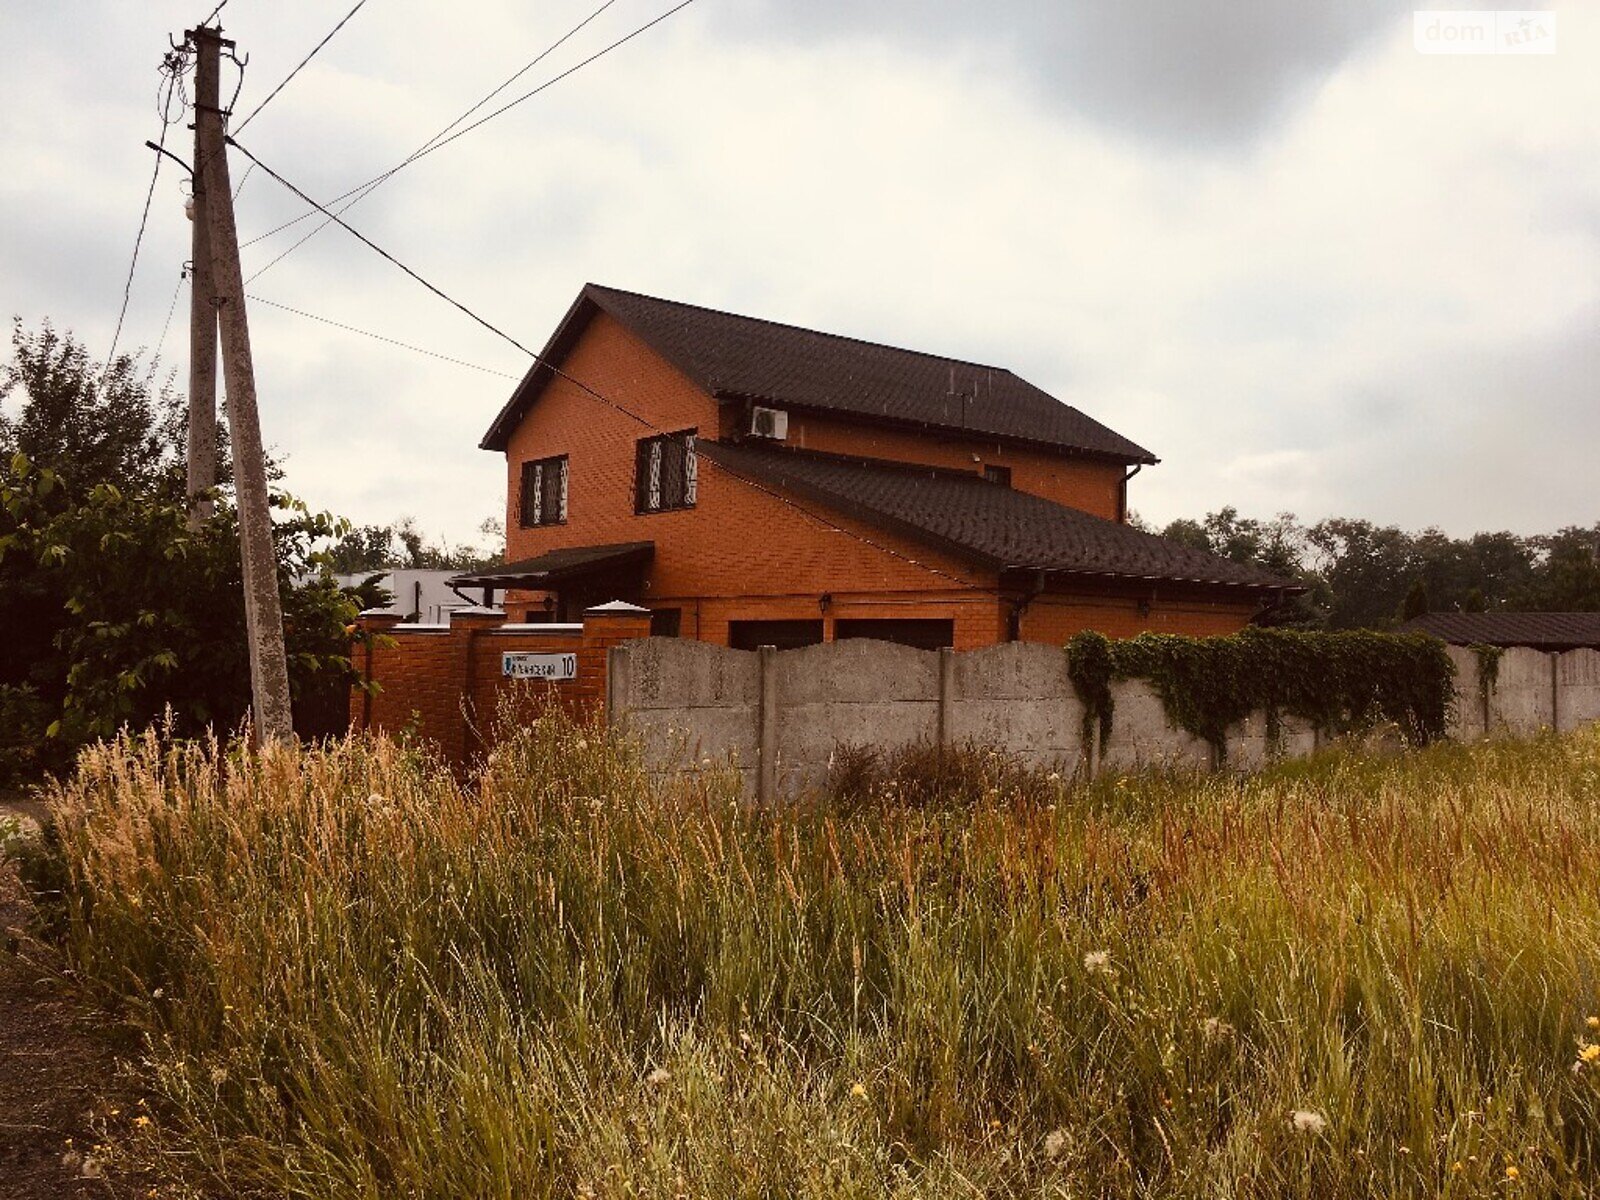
[502,651,578,681]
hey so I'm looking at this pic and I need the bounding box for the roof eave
[999,564,1306,595]
[478,285,606,453]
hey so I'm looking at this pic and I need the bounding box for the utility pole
[185,28,219,527]
[188,23,295,744]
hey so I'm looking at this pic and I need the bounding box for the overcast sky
[2,1,1594,546]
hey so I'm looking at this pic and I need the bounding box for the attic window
[519,455,568,527]
[982,464,1012,487]
[635,430,697,513]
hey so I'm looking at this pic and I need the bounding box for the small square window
[519,455,568,527]
[634,430,697,513]
[982,464,1012,487]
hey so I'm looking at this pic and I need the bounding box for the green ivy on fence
[1065,627,1457,763]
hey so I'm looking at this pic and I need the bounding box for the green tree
[1400,577,1429,622]
[0,323,360,778]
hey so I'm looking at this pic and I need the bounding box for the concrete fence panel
[612,638,761,792]
[947,642,1085,770]
[1556,648,1600,733]
[1489,646,1556,735]
[1100,679,1212,773]
[1444,645,1486,740]
[773,640,941,794]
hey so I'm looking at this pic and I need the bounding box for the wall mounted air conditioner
[749,406,789,440]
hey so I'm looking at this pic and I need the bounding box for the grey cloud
[720,0,1405,147]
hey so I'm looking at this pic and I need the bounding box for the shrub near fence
[1065,628,1457,763]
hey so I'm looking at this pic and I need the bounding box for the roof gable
[481,284,1157,462]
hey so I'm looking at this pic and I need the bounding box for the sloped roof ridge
[584,283,1015,376]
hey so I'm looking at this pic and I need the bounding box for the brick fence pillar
[449,606,508,763]
[351,609,405,732]
[580,601,652,721]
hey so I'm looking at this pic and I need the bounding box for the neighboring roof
[699,442,1296,592]
[1400,611,1600,651]
[449,541,654,589]
[481,284,1157,463]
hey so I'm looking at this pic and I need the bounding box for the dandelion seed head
[1083,950,1112,975]
[1043,1128,1069,1160]
[1290,1109,1327,1134]
[645,1067,670,1086]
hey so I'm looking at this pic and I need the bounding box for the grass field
[25,715,1600,1198]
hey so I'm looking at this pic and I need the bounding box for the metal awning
[448,541,654,590]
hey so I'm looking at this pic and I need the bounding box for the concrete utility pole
[185,28,219,527]
[189,23,295,744]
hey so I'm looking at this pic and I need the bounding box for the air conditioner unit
[749,406,789,440]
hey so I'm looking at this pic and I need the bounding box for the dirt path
[1,803,151,1200]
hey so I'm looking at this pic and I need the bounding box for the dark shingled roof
[449,541,653,588]
[700,442,1296,591]
[1400,611,1600,651]
[482,284,1156,463]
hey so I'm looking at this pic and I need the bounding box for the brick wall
[779,413,1126,519]
[349,603,651,768]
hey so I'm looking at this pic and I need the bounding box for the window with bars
[519,455,568,527]
[634,430,697,513]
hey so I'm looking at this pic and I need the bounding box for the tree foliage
[1156,507,1600,629]
[0,321,358,782]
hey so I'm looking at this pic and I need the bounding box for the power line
[232,0,370,135]
[106,54,189,374]
[229,139,985,594]
[239,0,693,271]
[241,0,621,281]
[246,293,521,379]
[152,264,187,364]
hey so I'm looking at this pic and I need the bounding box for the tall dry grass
[36,711,1600,1197]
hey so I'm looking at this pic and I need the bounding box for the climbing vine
[1469,643,1504,715]
[1065,627,1457,764]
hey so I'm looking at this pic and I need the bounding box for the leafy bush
[1067,627,1457,762]
[0,682,58,783]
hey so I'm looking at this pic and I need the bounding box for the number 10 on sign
[502,652,578,681]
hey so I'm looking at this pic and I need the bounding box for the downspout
[1118,464,1143,524]
[1007,570,1047,641]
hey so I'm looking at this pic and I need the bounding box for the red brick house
[452,284,1296,650]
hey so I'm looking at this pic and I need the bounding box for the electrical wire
[232,0,370,135]
[239,0,692,270]
[246,293,521,379]
[230,139,986,594]
[106,52,190,375]
[151,264,187,365]
[241,0,621,280]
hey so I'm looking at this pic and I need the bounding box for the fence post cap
[583,600,651,616]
